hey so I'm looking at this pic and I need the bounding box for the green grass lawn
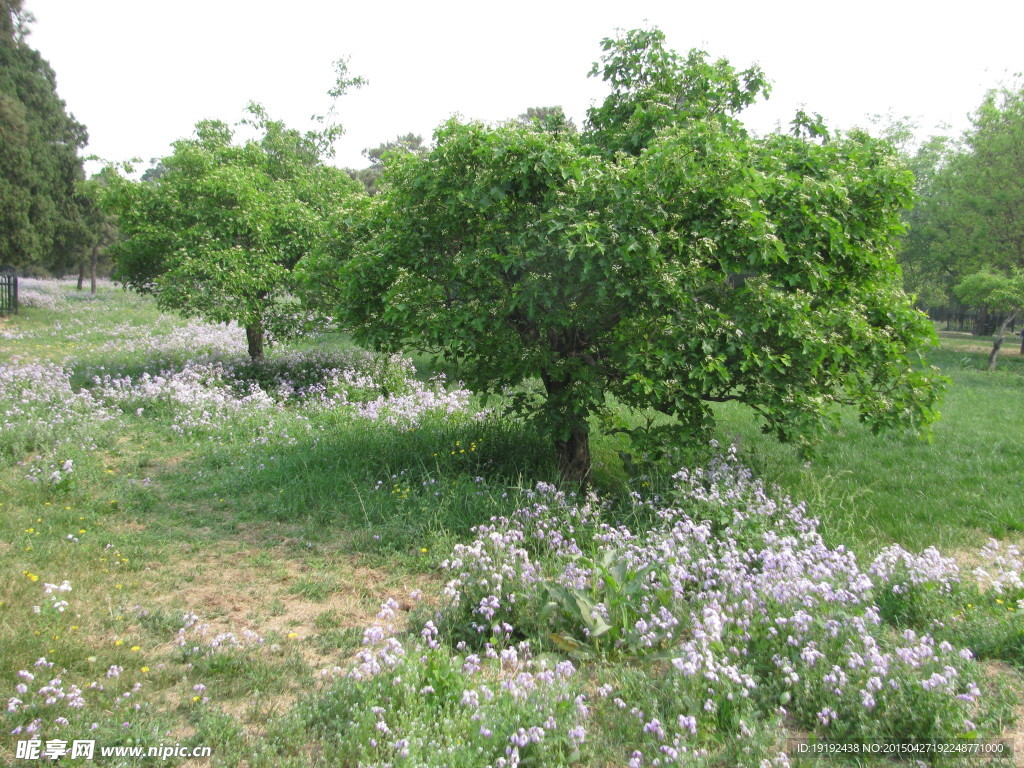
[709,344,1024,554]
[1,282,1021,767]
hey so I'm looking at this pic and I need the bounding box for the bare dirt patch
[101,544,442,746]
[946,534,1024,590]
[149,546,437,666]
[112,519,148,535]
[982,660,1024,767]
[937,330,1024,358]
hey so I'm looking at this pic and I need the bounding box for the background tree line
[898,82,1024,368]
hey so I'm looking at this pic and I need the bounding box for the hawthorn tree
[317,28,943,483]
[104,104,362,360]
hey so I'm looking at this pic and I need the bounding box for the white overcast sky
[23,0,1024,172]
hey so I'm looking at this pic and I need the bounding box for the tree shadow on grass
[153,411,562,558]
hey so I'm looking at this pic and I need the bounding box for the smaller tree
[954,270,1024,369]
[104,106,362,360]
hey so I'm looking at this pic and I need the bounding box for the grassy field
[1,280,1022,767]
[711,340,1024,555]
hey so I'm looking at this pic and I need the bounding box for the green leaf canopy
[313,29,943,481]
[104,108,362,359]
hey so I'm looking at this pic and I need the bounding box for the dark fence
[925,306,1007,336]
[0,266,16,316]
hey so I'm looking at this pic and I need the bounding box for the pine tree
[0,0,89,271]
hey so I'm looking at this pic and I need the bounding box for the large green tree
[313,28,942,483]
[0,0,89,271]
[104,104,363,360]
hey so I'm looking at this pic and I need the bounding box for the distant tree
[48,181,94,278]
[898,134,965,306]
[104,104,363,360]
[140,160,169,183]
[0,0,89,271]
[72,175,117,292]
[516,106,576,135]
[957,85,1024,272]
[317,28,943,485]
[901,82,1024,332]
[348,133,426,195]
[954,270,1024,369]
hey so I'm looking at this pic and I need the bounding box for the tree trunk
[974,307,989,336]
[988,310,1019,371]
[90,244,98,294]
[245,323,265,362]
[76,261,85,291]
[554,422,591,488]
[540,369,592,487]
